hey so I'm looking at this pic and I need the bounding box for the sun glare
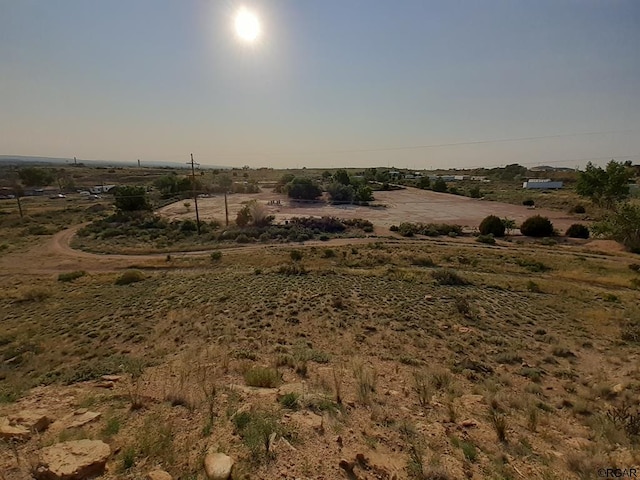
[235,8,261,43]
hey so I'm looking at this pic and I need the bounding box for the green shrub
[210,251,222,261]
[278,393,300,410]
[479,215,505,237]
[244,367,281,388]
[322,248,336,258]
[235,233,251,243]
[431,269,471,286]
[566,224,590,239]
[115,270,145,285]
[290,250,303,261]
[58,271,86,282]
[520,215,554,237]
[522,199,535,207]
[476,234,496,245]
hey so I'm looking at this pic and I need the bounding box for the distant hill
[529,165,576,172]
[0,155,229,169]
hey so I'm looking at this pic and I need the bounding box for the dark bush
[235,233,251,243]
[522,199,535,207]
[432,269,471,286]
[571,205,586,214]
[565,224,590,239]
[520,215,554,237]
[479,215,505,237]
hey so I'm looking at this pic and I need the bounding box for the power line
[201,128,640,161]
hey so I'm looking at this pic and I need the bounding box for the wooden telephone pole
[188,153,201,235]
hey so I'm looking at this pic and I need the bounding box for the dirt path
[0,219,631,277]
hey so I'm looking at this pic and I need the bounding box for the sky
[1,0,640,169]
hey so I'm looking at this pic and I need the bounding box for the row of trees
[276,170,374,203]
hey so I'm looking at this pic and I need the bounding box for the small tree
[432,178,447,193]
[113,186,151,212]
[576,160,632,209]
[502,218,516,235]
[354,185,374,203]
[592,203,640,253]
[520,215,554,237]
[285,177,322,201]
[332,169,351,186]
[479,215,505,237]
[417,176,430,190]
[236,204,252,227]
[327,182,354,203]
[469,186,481,198]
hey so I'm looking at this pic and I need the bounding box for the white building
[522,179,563,189]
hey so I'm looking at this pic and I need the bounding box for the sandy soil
[158,188,578,230]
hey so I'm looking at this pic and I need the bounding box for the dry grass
[2,225,640,478]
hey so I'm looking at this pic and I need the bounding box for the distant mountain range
[0,155,229,169]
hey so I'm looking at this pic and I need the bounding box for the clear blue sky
[1,0,639,169]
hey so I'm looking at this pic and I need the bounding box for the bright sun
[235,8,261,42]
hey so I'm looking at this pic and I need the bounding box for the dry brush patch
[1,239,640,478]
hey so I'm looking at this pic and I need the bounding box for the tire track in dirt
[0,222,631,277]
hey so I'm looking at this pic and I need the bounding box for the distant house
[522,179,563,189]
[89,185,116,194]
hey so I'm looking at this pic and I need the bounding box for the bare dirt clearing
[158,188,578,231]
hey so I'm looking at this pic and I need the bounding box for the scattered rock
[290,411,323,431]
[101,375,122,382]
[146,470,173,480]
[95,381,115,389]
[613,383,625,394]
[339,459,356,476]
[67,410,102,428]
[8,410,53,433]
[34,439,111,480]
[0,420,30,441]
[460,419,478,428]
[267,432,278,453]
[204,451,234,480]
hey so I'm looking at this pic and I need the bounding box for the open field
[159,188,582,232]
[1,166,638,480]
[2,220,640,479]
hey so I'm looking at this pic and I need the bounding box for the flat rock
[101,375,122,382]
[204,452,234,480]
[9,410,53,432]
[277,383,306,397]
[34,439,111,480]
[146,470,173,480]
[67,411,101,428]
[612,383,625,394]
[0,419,30,441]
[289,411,324,430]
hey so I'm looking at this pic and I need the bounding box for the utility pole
[187,153,201,235]
[16,194,23,218]
[224,191,229,226]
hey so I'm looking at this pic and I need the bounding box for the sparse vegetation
[57,270,86,282]
[115,270,145,285]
